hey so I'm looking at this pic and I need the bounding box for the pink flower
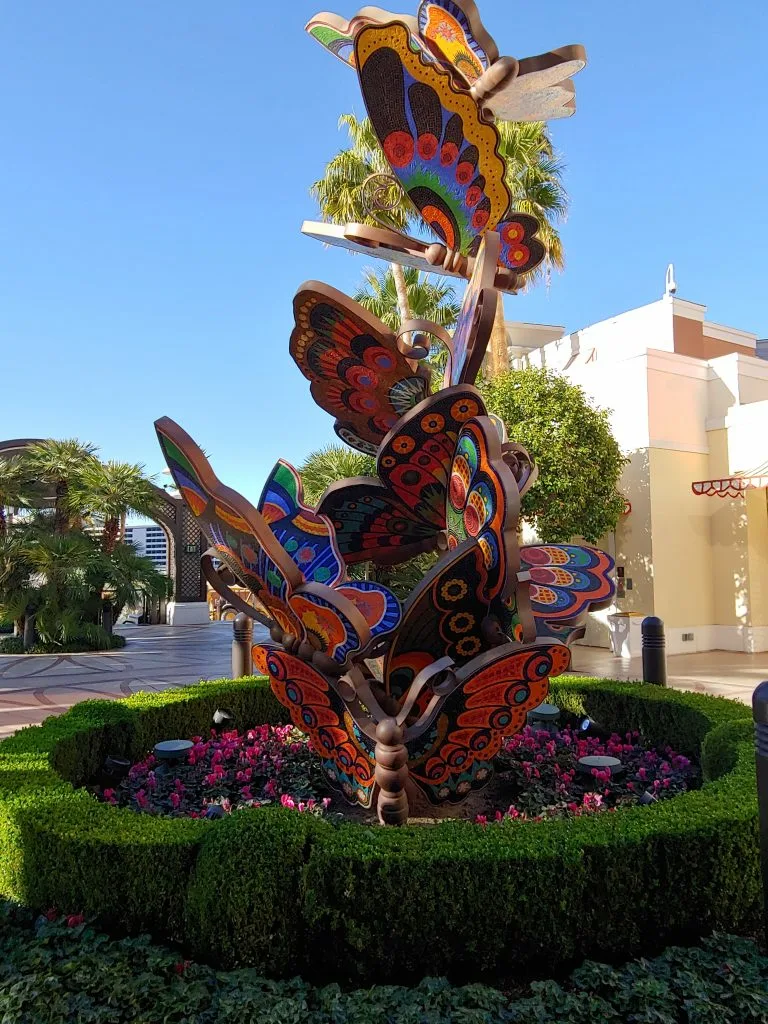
[45,907,58,921]
[322,797,331,809]
[280,794,296,809]
[66,913,85,928]
[264,779,278,798]
[475,814,488,825]
[169,792,181,809]
[240,787,253,802]
[135,789,149,809]
[103,788,117,805]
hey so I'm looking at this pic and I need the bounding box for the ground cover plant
[1,902,767,1023]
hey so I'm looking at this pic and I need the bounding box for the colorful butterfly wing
[291,282,431,455]
[521,544,616,642]
[336,580,402,646]
[259,459,344,587]
[306,9,424,69]
[443,231,499,387]
[154,418,303,636]
[407,640,571,803]
[382,538,495,702]
[355,21,511,259]
[377,385,487,530]
[490,215,546,276]
[317,477,439,565]
[445,416,521,603]
[417,0,498,86]
[288,583,372,667]
[258,645,376,807]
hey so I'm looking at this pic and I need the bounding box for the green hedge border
[0,675,758,984]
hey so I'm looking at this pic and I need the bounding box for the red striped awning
[692,461,768,497]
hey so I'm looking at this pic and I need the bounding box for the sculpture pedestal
[166,602,210,626]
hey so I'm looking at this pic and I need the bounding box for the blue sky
[2,0,766,501]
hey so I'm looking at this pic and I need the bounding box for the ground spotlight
[212,708,235,734]
[639,790,658,805]
[580,717,597,733]
[204,804,225,820]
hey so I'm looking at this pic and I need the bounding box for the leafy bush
[0,675,758,984]
[0,633,126,654]
[2,903,767,1024]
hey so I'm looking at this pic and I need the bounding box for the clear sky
[2,0,766,501]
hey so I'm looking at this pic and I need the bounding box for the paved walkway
[0,625,764,738]
[0,622,268,739]
[570,646,765,708]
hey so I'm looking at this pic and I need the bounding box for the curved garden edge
[0,674,758,986]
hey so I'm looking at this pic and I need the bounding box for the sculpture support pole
[375,718,409,825]
[232,613,253,678]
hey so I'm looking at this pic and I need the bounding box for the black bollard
[641,616,667,686]
[231,613,253,678]
[754,682,768,940]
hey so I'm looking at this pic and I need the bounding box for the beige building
[508,271,768,656]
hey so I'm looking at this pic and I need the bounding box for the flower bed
[103,718,699,826]
[476,723,698,822]
[103,724,333,819]
[0,674,758,984]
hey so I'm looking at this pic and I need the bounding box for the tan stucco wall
[614,449,654,616]
[747,489,768,627]
[648,447,715,627]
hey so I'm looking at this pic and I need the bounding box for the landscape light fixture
[580,717,597,733]
[638,790,658,805]
[103,755,131,781]
[527,703,561,734]
[577,755,624,777]
[212,708,235,734]
[204,805,225,820]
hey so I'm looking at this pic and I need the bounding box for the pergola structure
[692,462,768,498]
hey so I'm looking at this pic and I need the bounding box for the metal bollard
[641,616,667,686]
[753,682,768,939]
[231,613,253,678]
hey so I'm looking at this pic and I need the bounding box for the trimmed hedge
[0,674,758,985]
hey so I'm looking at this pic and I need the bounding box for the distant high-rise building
[124,524,169,573]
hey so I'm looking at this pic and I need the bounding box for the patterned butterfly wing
[445,416,521,603]
[286,583,373,667]
[417,0,498,86]
[306,9,426,68]
[258,645,376,807]
[382,538,496,703]
[406,640,571,804]
[521,543,616,643]
[376,385,487,531]
[443,231,498,388]
[291,282,431,455]
[317,476,439,566]
[355,22,545,278]
[259,459,345,588]
[336,580,402,646]
[155,418,302,637]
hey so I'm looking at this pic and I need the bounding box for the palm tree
[311,113,415,323]
[487,121,569,375]
[0,456,31,538]
[299,446,376,507]
[74,460,160,554]
[353,265,460,330]
[23,439,99,534]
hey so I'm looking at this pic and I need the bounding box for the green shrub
[2,904,767,1023]
[0,634,126,654]
[0,674,758,984]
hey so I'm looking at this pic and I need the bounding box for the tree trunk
[23,612,36,652]
[102,517,120,554]
[391,261,411,337]
[487,294,510,377]
[54,480,68,534]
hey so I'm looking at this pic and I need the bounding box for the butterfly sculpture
[308,0,587,123]
[290,229,499,456]
[354,20,545,275]
[155,417,401,672]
